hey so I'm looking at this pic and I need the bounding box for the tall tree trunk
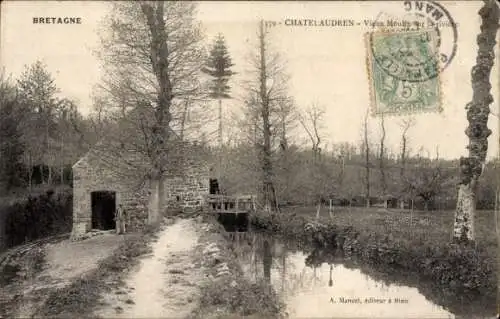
[45,114,52,185]
[453,0,499,242]
[142,2,173,220]
[148,178,159,224]
[148,175,166,224]
[400,133,407,208]
[157,175,165,219]
[495,183,500,315]
[379,115,387,195]
[27,153,33,191]
[218,98,222,183]
[47,166,52,185]
[363,112,370,208]
[259,20,277,213]
[400,136,406,179]
[60,135,64,185]
[497,105,500,319]
[281,249,286,293]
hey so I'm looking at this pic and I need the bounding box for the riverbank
[190,215,284,319]
[250,209,497,317]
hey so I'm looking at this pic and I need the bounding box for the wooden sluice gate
[205,194,255,232]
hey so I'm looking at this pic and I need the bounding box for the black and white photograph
[0,1,499,318]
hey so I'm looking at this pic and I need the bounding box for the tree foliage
[96,1,208,219]
[203,33,235,99]
[98,1,207,161]
[0,62,92,195]
[0,72,25,190]
[239,21,297,212]
[17,61,60,179]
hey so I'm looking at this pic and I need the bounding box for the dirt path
[96,218,203,318]
[2,231,123,318]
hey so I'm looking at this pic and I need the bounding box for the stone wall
[165,161,210,212]
[71,149,148,239]
[71,148,210,239]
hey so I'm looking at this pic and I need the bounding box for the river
[228,231,495,319]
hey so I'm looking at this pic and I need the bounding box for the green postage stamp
[366,29,443,116]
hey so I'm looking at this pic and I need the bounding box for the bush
[2,189,72,248]
[198,277,283,318]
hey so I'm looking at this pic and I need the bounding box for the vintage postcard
[0,1,499,318]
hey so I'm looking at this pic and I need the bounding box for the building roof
[73,106,210,178]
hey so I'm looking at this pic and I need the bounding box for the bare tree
[378,114,387,196]
[258,21,276,213]
[274,97,298,201]
[276,97,297,152]
[87,93,113,143]
[407,159,455,211]
[299,102,326,211]
[0,71,25,192]
[362,109,371,207]
[17,61,60,185]
[240,20,292,213]
[398,117,415,207]
[399,118,415,178]
[299,103,325,161]
[54,97,84,184]
[453,0,499,242]
[97,1,206,221]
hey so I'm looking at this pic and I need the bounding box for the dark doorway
[91,191,116,230]
[209,178,220,194]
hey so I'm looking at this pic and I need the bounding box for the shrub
[2,189,72,248]
[197,276,284,318]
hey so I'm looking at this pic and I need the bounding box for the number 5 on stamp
[365,30,443,116]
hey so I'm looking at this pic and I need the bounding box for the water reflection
[229,232,493,319]
[328,264,333,287]
[263,240,272,282]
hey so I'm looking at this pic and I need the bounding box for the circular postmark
[368,0,458,82]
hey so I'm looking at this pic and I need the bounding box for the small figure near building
[115,204,127,234]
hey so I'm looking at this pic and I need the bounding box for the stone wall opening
[91,191,116,230]
[209,178,220,194]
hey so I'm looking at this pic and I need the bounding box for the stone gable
[71,144,210,239]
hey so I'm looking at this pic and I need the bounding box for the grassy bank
[284,206,497,257]
[190,215,284,319]
[34,222,164,318]
[250,207,497,317]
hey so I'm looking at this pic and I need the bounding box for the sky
[1,1,499,160]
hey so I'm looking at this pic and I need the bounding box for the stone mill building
[70,138,211,239]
